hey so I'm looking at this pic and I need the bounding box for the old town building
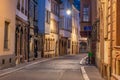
[50,0,62,56]
[15,0,29,64]
[80,0,97,63]
[38,0,61,57]
[59,0,73,55]
[28,0,41,60]
[96,0,120,80]
[71,5,80,54]
[112,1,120,79]
[0,0,81,70]
[80,0,92,53]
[0,0,16,69]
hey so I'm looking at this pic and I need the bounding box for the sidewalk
[80,55,104,80]
[0,58,51,77]
[84,65,104,80]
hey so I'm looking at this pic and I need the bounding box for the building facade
[0,0,81,70]
[80,0,98,64]
[28,0,41,60]
[80,0,92,53]
[0,0,16,69]
[38,0,61,57]
[71,5,80,54]
[15,0,29,64]
[59,0,72,55]
[96,0,120,80]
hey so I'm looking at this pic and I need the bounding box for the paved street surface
[0,54,86,80]
[84,66,104,80]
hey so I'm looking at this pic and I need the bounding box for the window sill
[4,48,10,51]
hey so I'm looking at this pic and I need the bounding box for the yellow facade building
[0,0,16,69]
[96,0,120,80]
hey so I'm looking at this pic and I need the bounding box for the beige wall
[97,0,120,80]
[0,0,16,69]
[43,12,59,57]
[71,5,80,54]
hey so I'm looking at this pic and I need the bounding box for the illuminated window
[83,6,89,22]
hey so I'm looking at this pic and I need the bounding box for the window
[4,21,9,49]
[47,39,49,51]
[51,20,58,33]
[46,10,50,24]
[25,0,28,15]
[68,40,70,48]
[60,3,64,9]
[34,6,38,21]
[51,1,59,16]
[57,6,59,16]
[59,17,64,28]
[34,5,36,21]
[83,6,89,22]
[17,0,20,10]
[52,39,54,50]
[44,39,46,51]
[21,0,24,13]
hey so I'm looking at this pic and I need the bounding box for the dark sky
[61,0,80,11]
[73,0,80,11]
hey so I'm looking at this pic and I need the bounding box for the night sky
[73,0,80,11]
[61,0,80,11]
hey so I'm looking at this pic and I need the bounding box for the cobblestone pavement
[0,54,86,80]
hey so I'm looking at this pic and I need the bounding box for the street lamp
[66,9,71,15]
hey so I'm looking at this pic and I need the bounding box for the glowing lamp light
[66,9,71,15]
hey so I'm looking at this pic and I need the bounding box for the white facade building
[38,0,61,57]
[71,5,80,54]
[59,0,73,55]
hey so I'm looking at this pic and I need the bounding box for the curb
[80,56,88,65]
[80,56,90,80]
[81,67,90,80]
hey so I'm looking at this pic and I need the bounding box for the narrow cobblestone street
[1,0,120,79]
[0,54,103,80]
[0,54,85,80]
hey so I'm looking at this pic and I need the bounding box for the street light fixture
[66,9,71,15]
